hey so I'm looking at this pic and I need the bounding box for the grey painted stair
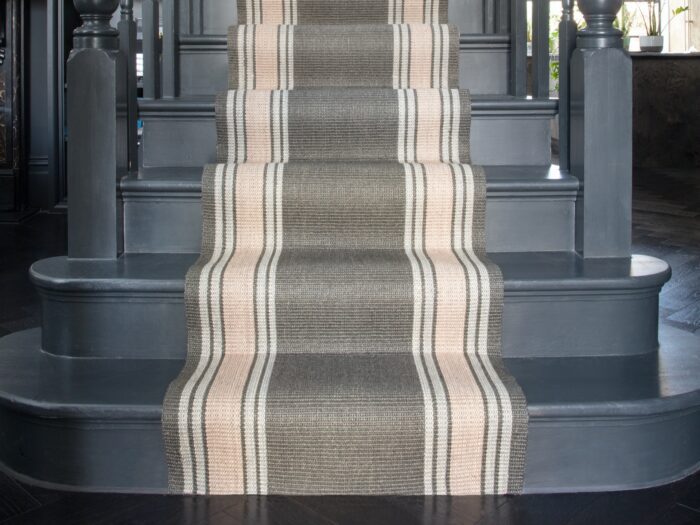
[30,251,670,360]
[121,165,578,254]
[0,325,697,493]
[138,95,558,169]
[178,33,511,96]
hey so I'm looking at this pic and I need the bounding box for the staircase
[0,0,698,494]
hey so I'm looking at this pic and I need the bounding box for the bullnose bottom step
[0,325,697,494]
[29,251,671,359]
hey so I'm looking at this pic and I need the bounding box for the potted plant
[615,5,634,50]
[638,0,689,52]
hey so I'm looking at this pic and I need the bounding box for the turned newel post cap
[120,0,134,21]
[576,0,624,49]
[73,0,120,50]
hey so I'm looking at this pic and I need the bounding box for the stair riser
[152,1,500,39]
[140,111,553,168]
[122,193,575,254]
[524,409,700,493]
[179,41,509,96]
[35,286,661,359]
[2,403,696,493]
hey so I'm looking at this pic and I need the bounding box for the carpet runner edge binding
[162,0,528,496]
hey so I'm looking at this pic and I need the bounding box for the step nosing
[5,393,697,422]
[29,261,670,293]
[138,95,559,115]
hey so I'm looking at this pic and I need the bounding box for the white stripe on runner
[441,24,450,87]
[406,90,417,162]
[287,26,295,89]
[452,163,499,493]
[190,163,236,493]
[459,163,514,493]
[243,163,277,492]
[450,89,460,162]
[413,163,449,494]
[403,163,435,494]
[255,163,284,494]
[236,91,247,162]
[176,164,225,493]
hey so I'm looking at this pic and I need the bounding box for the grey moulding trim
[529,396,700,419]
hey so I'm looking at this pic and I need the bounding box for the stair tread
[30,252,670,293]
[138,94,558,115]
[121,164,578,195]
[1,326,697,420]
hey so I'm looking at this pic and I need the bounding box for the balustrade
[65,0,631,261]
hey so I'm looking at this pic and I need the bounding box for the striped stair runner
[163,0,528,495]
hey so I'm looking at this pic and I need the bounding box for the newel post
[571,0,632,259]
[67,0,126,259]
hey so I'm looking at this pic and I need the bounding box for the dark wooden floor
[0,167,698,524]
[633,168,700,334]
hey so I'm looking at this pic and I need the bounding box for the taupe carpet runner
[163,0,528,495]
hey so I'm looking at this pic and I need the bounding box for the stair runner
[162,0,528,495]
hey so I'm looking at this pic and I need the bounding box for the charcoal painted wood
[142,0,159,99]
[29,252,669,359]
[558,0,578,171]
[0,0,685,497]
[531,0,550,98]
[118,0,138,170]
[162,0,179,98]
[571,0,632,259]
[67,0,125,258]
[510,0,527,96]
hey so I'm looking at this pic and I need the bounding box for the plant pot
[640,35,664,53]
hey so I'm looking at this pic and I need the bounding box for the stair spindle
[510,0,527,96]
[531,0,551,98]
[558,0,578,170]
[162,0,180,98]
[142,0,161,99]
[119,0,138,171]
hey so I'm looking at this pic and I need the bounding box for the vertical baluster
[119,0,138,170]
[484,0,496,33]
[162,0,179,98]
[510,0,527,96]
[531,0,551,98]
[192,0,204,34]
[496,0,509,34]
[142,0,160,99]
[558,0,578,170]
[68,0,125,259]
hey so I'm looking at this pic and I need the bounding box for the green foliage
[638,0,688,36]
[613,5,635,37]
